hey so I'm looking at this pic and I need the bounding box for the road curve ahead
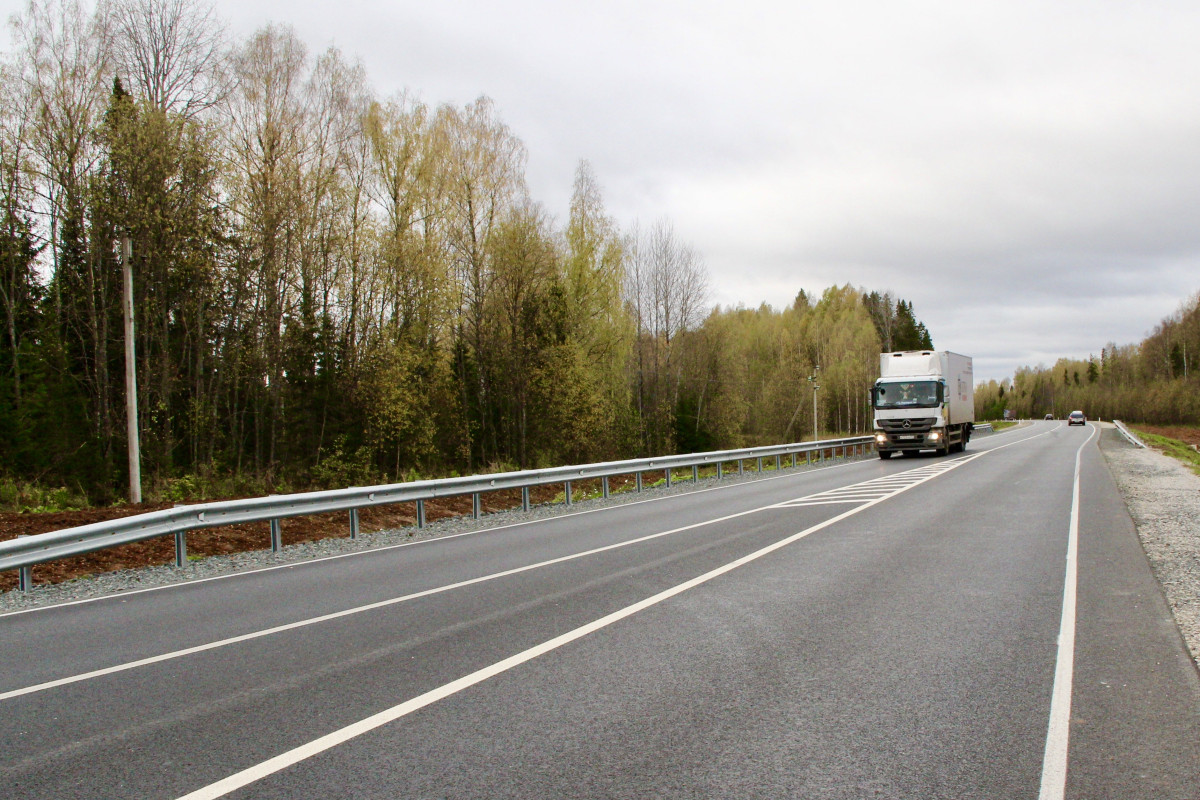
[1,421,1197,799]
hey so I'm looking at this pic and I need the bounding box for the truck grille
[877,417,936,433]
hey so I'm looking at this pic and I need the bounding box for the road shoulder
[1098,424,1200,667]
[1068,428,1200,798]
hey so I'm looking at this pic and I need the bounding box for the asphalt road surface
[1,421,1197,799]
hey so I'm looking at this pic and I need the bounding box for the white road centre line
[1037,423,1099,799]
[174,451,979,800]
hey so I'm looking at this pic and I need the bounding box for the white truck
[872,350,974,459]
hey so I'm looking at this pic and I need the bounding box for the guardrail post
[349,508,360,539]
[738,459,744,476]
[775,455,781,471]
[693,465,699,482]
[602,477,610,498]
[522,486,530,511]
[665,468,672,488]
[636,472,643,492]
[717,462,723,479]
[756,457,763,473]
[565,481,572,505]
[175,530,187,567]
[472,493,481,519]
[270,519,282,552]
[19,564,32,593]
[417,499,426,528]
[791,452,797,468]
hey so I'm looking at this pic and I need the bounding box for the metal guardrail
[1112,420,1147,449]
[1,435,875,591]
[973,423,994,434]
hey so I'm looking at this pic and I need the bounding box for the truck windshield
[874,381,941,409]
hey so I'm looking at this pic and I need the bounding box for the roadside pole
[122,237,141,504]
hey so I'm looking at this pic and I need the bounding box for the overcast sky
[9,1,1200,382]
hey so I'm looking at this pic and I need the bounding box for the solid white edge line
[175,455,976,800]
[1,438,1025,699]
[0,457,913,700]
[0,455,875,619]
[0,503,773,702]
[3,423,1052,620]
[1037,422,1098,799]
[0,426,1055,700]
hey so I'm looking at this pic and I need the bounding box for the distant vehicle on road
[1068,410,1086,426]
[1044,413,1054,420]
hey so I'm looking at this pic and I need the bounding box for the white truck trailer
[872,350,974,459]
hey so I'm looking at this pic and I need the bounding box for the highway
[1,421,1197,799]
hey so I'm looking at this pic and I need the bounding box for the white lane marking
[0,458,926,701]
[1037,422,1098,799]
[5,425,1049,622]
[0,433,1053,699]
[775,456,979,508]
[174,453,977,800]
[0,505,771,701]
[0,457,875,619]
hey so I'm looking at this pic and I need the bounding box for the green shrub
[0,479,90,513]
[310,443,377,489]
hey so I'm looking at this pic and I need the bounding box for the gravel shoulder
[1099,423,1200,668]
[0,460,832,613]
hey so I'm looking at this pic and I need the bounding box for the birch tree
[108,0,228,117]
[225,22,308,474]
[438,96,525,466]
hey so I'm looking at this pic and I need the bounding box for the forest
[975,292,1200,425]
[0,0,935,505]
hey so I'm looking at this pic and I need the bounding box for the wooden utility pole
[808,367,820,441]
[122,237,142,504]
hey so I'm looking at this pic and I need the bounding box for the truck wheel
[879,451,893,460]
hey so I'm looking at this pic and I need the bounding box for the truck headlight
[875,434,887,443]
[928,431,940,441]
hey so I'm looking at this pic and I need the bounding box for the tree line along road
[0,420,1196,799]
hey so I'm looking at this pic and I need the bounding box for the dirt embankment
[1133,424,1200,448]
[0,478,637,592]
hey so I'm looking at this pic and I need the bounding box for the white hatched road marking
[776,457,976,508]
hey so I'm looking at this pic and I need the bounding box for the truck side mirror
[937,383,945,403]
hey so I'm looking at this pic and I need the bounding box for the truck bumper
[874,432,938,452]
[875,424,969,453]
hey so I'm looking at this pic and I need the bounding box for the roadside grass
[1129,427,1200,477]
[0,479,91,513]
[986,420,1019,431]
